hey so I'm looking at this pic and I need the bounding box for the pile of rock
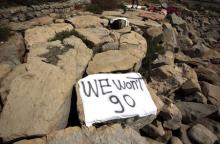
[0,0,90,24]
[0,2,220,144]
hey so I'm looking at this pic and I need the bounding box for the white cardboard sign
[78,73,157,126]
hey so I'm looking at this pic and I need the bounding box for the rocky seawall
[183,0,220,9]
[0,0,91,23]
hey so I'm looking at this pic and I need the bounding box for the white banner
[78,73,157,126]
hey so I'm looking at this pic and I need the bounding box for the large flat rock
[150,64,196,95]
[67,15,102,28]
[176,102,217,123]
[86,31,148,74]
[128,19,161,28]
[27,35,93,81]
[0,63,11,83]
[63,36,93,80]
[47,124,148,144]
[201,82,220,112]
[160,99,182,130]
[27,40,77,82]
[8,16,54,31]
[188,124,218,144]
[15,138,46,144]
[25,23,73,47]
[102,11,123,17]
[0,60,74,142]
[120,31,147,61]
[86,50,139,74]
[196,66,220,86]
[15,124,156,144]
[76,27,114,47]
[0,32,25,66]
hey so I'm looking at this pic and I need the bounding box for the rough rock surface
[159,98,182,130]
[156,129,172,143]
[176,102,217,124]
[0,60,74,141]
[102,11,123,17]
[129,18,161,28]
[0,42,21,65]
[15,124,155,144]
[188,124,218,144]
[101,42,119,52]
[76,27,113,47]
[86,50,139,74]
[0,32,25,66]
[120,31,147,61]
[8,16,54,31]
[170,136,183,144]
[200,82,220,109]
[170,13,185,25]
[146,26,163,38]
[14,138,46,144]
[62,36,93,80]
[152,51,174,67]
[7,32,26,60]
[145,137,164,144]
[48,124,149,144]
[196,66,220,86]
[150,64,197,95]
[67,15,102,28]
[27,41,76,82]
[0,63,11,83]
[25,23,73,47]
[179,124,192,144]
[196,118,220,140]
[27,36,93,81]
[181,79,201,95]
[162,28,178,51]
[182,91,208,104]
[141,120,165,138]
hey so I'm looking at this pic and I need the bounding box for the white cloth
[110,17,130,27]
[78,73,157,126]
[125,4,145,9]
